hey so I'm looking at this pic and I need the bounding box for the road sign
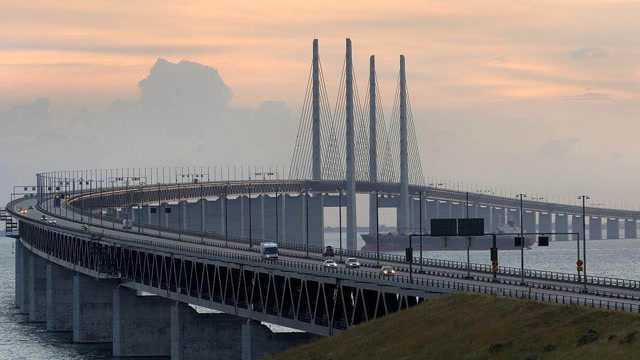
[458,218,484,236]
[405,247,413,263]
[430,219,458,236]
[514,236,524,247]
[538,236,549,247]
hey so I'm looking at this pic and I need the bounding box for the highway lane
[13,197,640,308]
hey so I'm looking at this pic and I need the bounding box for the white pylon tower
[312,39,321,180]
[368,55,378,236]
[398,55,410,234]
[345,38,357,249]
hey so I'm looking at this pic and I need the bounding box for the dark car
[323,245,335,257]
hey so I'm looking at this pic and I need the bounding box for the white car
[323,259,338,268]
[345,258,361,268]
[380,266,396,276]
[47,219,57,225]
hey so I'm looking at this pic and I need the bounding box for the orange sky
[3,0,640,108]
[3,1,640,206]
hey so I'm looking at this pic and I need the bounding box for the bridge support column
[160,202,169,228]
[539,212,551,235]
[241,319,316,360]
[625,219,637,239]
[260,195,266,241]
[309,193,324,247]
[171,303,241,360]
[220,197,226,237]
[180,200,188,232]
[15,239,24,309]
[18,245,31,313]
[200,199,206,235]
[28,253,47,322]
[46,263,73,331]
[606,218,619,239]
[113,287,171,357]
[523,211,536,234]
[589,216,601,240]
[555,213,568,240]
[73,274,116,343]
[279,194,286,243]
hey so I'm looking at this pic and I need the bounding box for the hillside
[268,294,640,360]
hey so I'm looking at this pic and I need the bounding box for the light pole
[225,183,229,247]
[248,179,253,248]
[517,193,527,285]
[578,194,590,289]
[465,191,471,279]
[338,187,343,262]
[376,190,380,266]
[274,187,279,245]
[304,188,309,258]
[419,191,423,273]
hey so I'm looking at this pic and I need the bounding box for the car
[81,225,89,232]
[323,245,335,257]
[380,266,396,276]
[40,215,48,221]
[47,219,57,225]
[323,259,338,268]
[345,258,361,268]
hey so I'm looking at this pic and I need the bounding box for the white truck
[259,242,279,260]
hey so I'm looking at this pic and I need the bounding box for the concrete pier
[15,240,23,309]
[171,303,242,360]
[73,274,116,343]
[112,287,171,357]
[539,212,551,234]
[242,319,316,360]
[625,219,637,239]
[589,216,601,240]
[606,218,619,239]
[28,253,47,322]
[555,213,568,240]
[46,263,73,331]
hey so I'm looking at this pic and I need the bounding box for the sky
[2,0,640,209]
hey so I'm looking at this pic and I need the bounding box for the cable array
[289,49,425,185]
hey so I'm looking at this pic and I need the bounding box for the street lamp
[338,187,343,263]
[578,195,590,289]
[465,191,471,279]
[517,193,527,285]
[376,190,380,266]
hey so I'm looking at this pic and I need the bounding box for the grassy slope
[268,294,640,360]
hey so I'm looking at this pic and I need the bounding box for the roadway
[13,197,640,309]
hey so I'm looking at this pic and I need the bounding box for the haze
[2,0,640,208]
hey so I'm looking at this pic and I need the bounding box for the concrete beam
[113,287,171,357]
[46,263,73,331]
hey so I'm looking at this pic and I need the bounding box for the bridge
[6,39,640,359]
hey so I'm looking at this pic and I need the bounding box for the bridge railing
[15,201,640,316]
[40,198,640,294]
[30,171,640,294]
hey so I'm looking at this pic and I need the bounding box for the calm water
[0,235,639,358]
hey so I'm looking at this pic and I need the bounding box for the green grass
[267,294,640,360]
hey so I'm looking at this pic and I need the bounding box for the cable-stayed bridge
[5,39,640,359]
